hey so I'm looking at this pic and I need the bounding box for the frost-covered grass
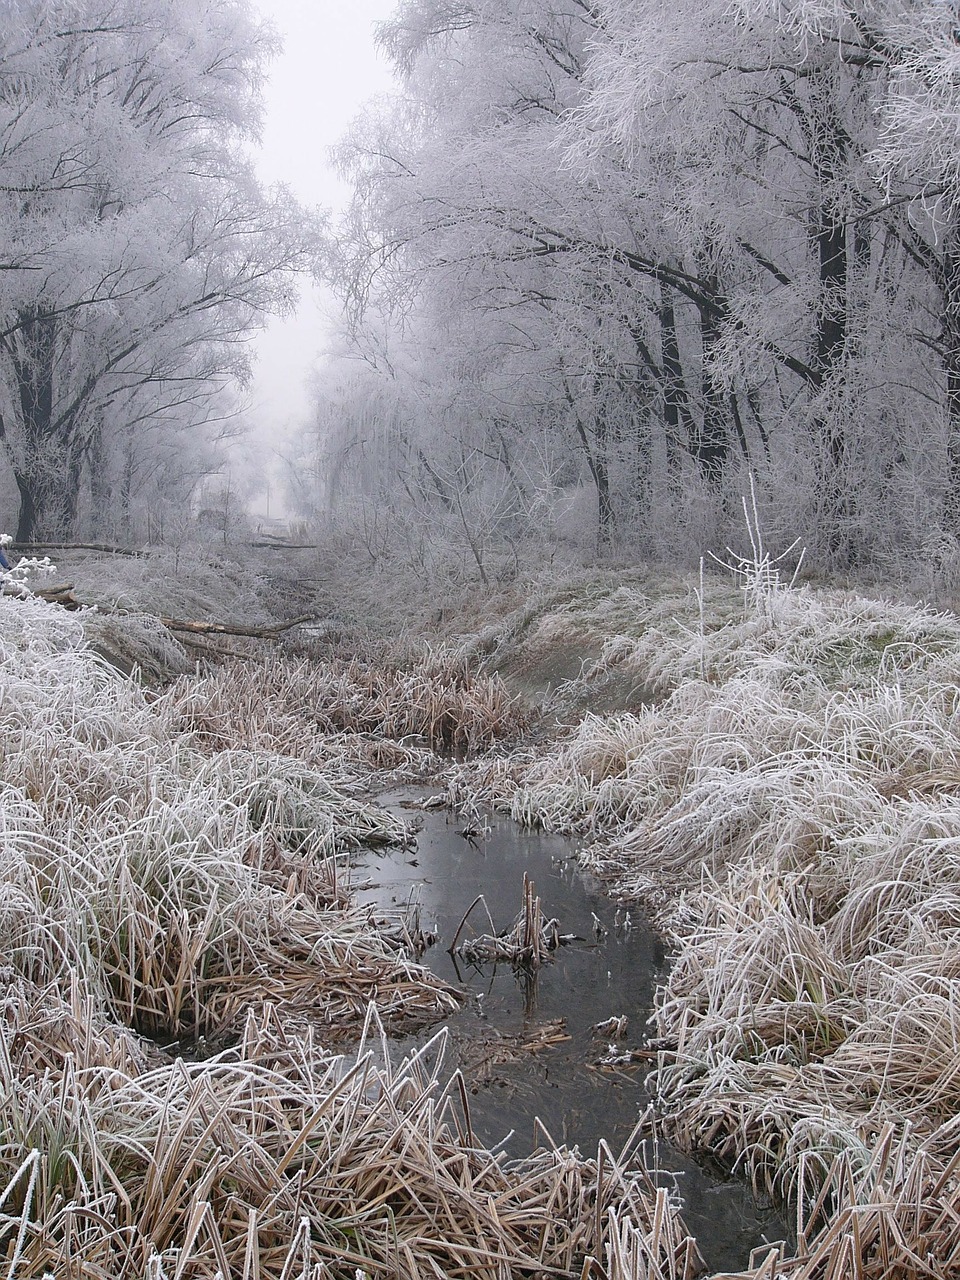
[0,593,447,1043]
[456,569,960,1279]
[0,988,701,1279]
[23,542,299,683]
[171,644,528,770]
[0,587,701,1278]
[60,543,277,623]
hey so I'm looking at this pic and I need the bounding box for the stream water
[354,794,787,1275]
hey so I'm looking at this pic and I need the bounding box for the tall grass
[457,570,960,1278]
[0,593,460,1044]
[0,987,703,1278]
[171,645,527,770]
[60,543,277,624]
[0,588,711,1279]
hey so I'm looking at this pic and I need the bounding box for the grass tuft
[0,581,706,1279]
[451,567,960,1277]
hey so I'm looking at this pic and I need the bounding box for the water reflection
[353,794,786,1273]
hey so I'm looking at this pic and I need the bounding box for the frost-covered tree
[0,0,318,541]
[329,0,795,555]
[868,3,960,527]
[328,0,640,554]
[317,0,960,571]
[566,0,960,561]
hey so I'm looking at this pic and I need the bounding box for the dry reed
[0,587,711,1280]
[452,568,960,1278]
[0,981,704,1279]
[0,592,464,1043]
[452,873,563,969]
[171,645,527,770]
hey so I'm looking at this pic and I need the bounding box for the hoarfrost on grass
[456,565,960,1277]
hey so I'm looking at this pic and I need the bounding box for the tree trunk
[8,310,85,542]
[576,430,613,553]
[659,286,692,474]
[119,437,135,544]
[14,442,83,542]
[696,291,730,482]
[564,380,614,553]
[796,70,851,558]
[813,203,848,474]
[812,196,850,559]
[593,401,614,551]
[940,226,960,527]
[86,424,113,541]
[14,473,36,544]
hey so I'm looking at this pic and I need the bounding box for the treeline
[300,0,960,576]
[0,0,318,544]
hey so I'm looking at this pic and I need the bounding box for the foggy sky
[248,0,396,517]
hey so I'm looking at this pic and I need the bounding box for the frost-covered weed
[80,608,193,680]
[0,594,453,1042]
[0,533,55,596]
[0,993,700,1280]
[3,589,626,1276]
[462,567,960,1277]
[170,646,526,769]
[60,542,274,622]
[0,580,703,1277]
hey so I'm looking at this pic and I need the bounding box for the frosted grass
[462,569,960,1278]
[0,994,703,1279]
[0,589,704,1278]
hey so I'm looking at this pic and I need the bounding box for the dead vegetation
[17,540,960,1276]
[0,585,713,1280]
[168,646,527,792]
[0,601,453,1045]
[449,569,960,1279]
[0,988,704,1279]
[451,873,566,969]
[453,1016,573,1090]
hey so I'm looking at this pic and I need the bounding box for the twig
[447,894,497,954]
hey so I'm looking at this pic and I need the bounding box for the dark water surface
[353,794,787,1274]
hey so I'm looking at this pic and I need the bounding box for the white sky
[246,0,398,516]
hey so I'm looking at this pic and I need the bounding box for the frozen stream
[354,794,787,1275]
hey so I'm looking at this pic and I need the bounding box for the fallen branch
[12,538,320,555]
[9,541,145,557]
[159,612,316,638]
[21,584,317,641]
[4,582,80,606]
[248,541,318,550]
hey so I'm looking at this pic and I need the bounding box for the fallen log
[12,539,318,555]
[20,583,317,640]
[248,541,318,550]
[3,582,81,607]
[159,612,316,638]
[9,541,144,557]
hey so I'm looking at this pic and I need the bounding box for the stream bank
[199,557,960,1279]
[24,547,960,1278]
[419,568,960,1279]
[356,795,786,1275]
